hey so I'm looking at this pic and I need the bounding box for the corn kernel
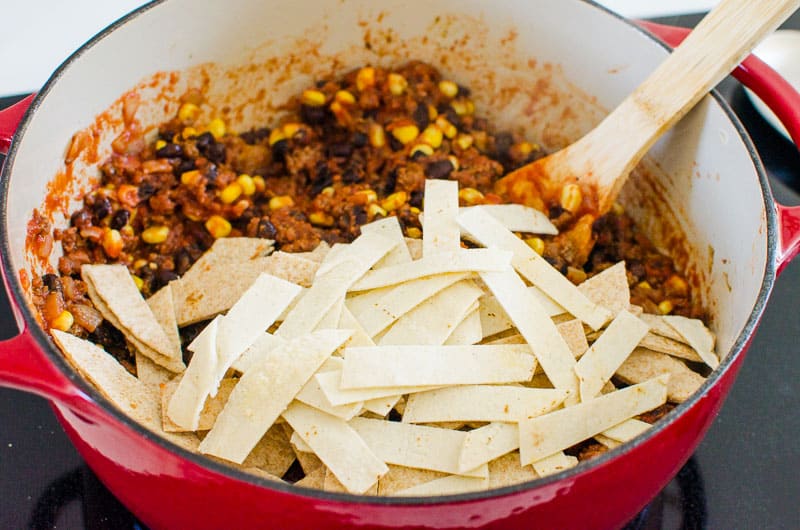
[309,211,335,227]
[321,186,335,197]
[435,116,457,139]
[658,300,674,315]
[458,187,485,205]
[205,215,232,239]
[567,266,587,284]
[516,141,535,157]
[181,169,202,185]
[410,206,421,215]
[388,73,408,96]
[178,102,200,122]
[410,144,434,158]
[406,227,422,239]
[381,191,407,212]
[665,274,689,296]
[51,310,74,332]
[450,99,474,116]
[335,90,356,105]
[282,122,302,138]
[233,174,254,196]
[181,127,198,139]
[142,226,169,244]
[102,229,123,258]
[524,237,545,255]
[560,183,582,212]
[448,155,460,171]
[269,195,295,210]
[253,176,266,193]
[301,89,327,107]
[353,189,377,205]
[438,80,459,98]
[220,182,243,204]
[133,259,148,270]
[390,123,419,145]
[428,104,438,120]
[356,67,376,91]
[368,203,387,217]
[155,139,167,151]
[207,118,225,139]
[455,134,474,150]
[637,281,652,290]
[611,202,625,216]
[420,125,443,149]
[369,123,386,148]
[121,225,134,237]
[131,275,144,291]
[268,128,286,146]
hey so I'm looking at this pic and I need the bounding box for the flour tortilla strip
[349,417,488,477]
[146,284,181,357]
[361,216,413,268]
[355,273,469,337]
[532,452,579,477]
[423,179,460,256]
[338,306,375,348]
[639,314,685,342]
[182,237,274,281]
[240,423,297,478]
[135,353,173,386]
[594,434,622,449]
[323,468,380,494]
[341,345,536,388]
[316,296,344,330]
[345,287,394,318]
[161,376,236,432]
[575,310,650,401]
[519,375,669,464]
[377,465,448,495]
[198,329,352,463]
[615,348,705,403]
[295,466,326,489]
[362,396,401,417]
[488,452,539,489]
[458,207,610,330]
[405,237,423,260]
[230,333,286,374]
[403,386,568,424]
[265,251,320,287]
[601,418,652,443]
[458,422,520,472]
[481,268,578,401]
[350,249,511,291]
[290,430,314,453]
[444,308,482,345]
[663,315,718,369]
[460,203,558,236]
[395,474,489,496]
[82,265,183,372]
[283,402,388,494]
[295,369,363,420]
[639,332,703,363]
[316,369,441,406]
[577,262,630,316]
[557,319,590,359]
[278,232,396,337]
[295,241,331,263]
[378,280,484,345]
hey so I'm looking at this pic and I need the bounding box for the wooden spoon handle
[569,0,800,211]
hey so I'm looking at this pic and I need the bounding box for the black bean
[239,127,270,145]
[109,209,130,230]
[456,84,472,97]
[91,196,112,222]
[256,218,278,239]
[549,205,567,219]
[195,132,215,151]
[272,139,289,162]
[70,210,92,229]
[383,168,398,195]
[155,143,183,158]
[363,108,378,120]
[311,164,333,196]
[138,182,156,201]
[425,159,454,179]
[409,189,423,208]
[342,168,360,185]
[204,142,226,164]
[42,273,62,292]
[388,135,404,152]
[443,107,461,128]
[205,164,219,183]
[494,132,514,156]
[628,260,646,280]
[410,149,429,161]
[352,131,368,148]
[315,79,328,88]
[156,269,179,285]
[176,158,196,174]
[412,104,429,130]
[300,105,328,125]
[353,205,367,226]
[327,143,353,158]
[174,249,193,275]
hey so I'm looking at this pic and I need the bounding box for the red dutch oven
[1,1,800,529]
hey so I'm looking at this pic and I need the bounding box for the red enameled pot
[1,1,800,528]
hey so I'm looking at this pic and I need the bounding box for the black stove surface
[1,13,799,530]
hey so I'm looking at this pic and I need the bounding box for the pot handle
[639,21,800,275]
[0,94,34,155]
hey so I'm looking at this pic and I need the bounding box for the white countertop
[0,0,717,97]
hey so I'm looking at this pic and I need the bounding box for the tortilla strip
[283,402,388,494]
[147,284,181,357]
[639,313,686,342]
[361,217,413,268]
[601,418,652,443]
[556,319,590,359]
[198,329,352,463]
[295,241,331,263]
[135,353,173,387]
[182,237,274,281]
[519,376,669,464]
[639,332,703,363]
[663,315,718,369]
[575,310,650,401]
[316,296,345,330]
[295,467,326,489]
[323,469,380,494]
[265,251,320,287]
[340,345,536,389]
[423,179,460,256]
[316,370,441,406]
[458,422,520,473]
[230,333,286,374]
[376,466,447,496]
[349,417,488,477]
[405,237,423,260]
[395,474,488,496]
[240,424,297,478]
[460,204,557,236]
[577,262,630,316]
[531,452,578,477]
[444,308,482,345]
[161,376,236,432]
[362,396,400,417]
[488,452,539,489]
[458,207,610,330]
[403,385,568,424]
[479,286,565,338]
[349,249,511,291]
[355,273,469,337]
[615,348,706,403]
[289,430,314,453]
[377,280,484,345]
[295,370,363,420]
[82,264,183,372]
[481,268,579,401]
[338,306,375,348]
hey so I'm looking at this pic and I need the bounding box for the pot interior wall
[7,0,767,371]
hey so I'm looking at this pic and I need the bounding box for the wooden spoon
[495,0,800,264]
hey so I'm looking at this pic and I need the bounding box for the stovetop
[1,13,799,530]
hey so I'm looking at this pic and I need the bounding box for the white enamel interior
[6,0,768,362]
